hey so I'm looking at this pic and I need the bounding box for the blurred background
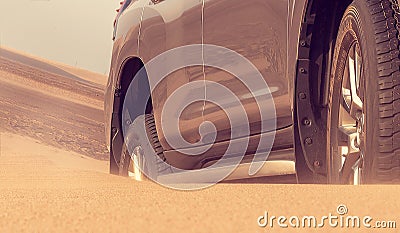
[0,0,119,74]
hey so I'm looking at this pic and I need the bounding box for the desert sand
[0,49,399,232]
[0,47,107,86]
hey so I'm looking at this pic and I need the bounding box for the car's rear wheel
[328,0,400,184]
[117,113,171,181]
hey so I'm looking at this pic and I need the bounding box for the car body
[105,0,398,183]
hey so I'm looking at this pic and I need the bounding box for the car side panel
[163,0,310,170]
[139,1,204,151]
[201,0,289,143]
[105,0,310,169]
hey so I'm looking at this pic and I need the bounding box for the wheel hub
[337,42,365,184]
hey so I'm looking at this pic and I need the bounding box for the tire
[328,0,400,184]
[118,113,171,180]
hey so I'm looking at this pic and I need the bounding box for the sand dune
[0,46,107,86]
[0,50,107,160]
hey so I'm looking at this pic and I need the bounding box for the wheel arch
[110,56,153,167]
[118,57,153,116]
[295,0,353,182]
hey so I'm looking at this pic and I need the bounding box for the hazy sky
[0,0,119,74]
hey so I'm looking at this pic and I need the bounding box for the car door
[202,0,291,151]
[139,0,205,152]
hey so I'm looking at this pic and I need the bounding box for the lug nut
[313,160,321,168]
[303,118,311,126]
[305,137,313,145]
[354,139,360,148]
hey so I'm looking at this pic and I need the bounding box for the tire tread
[367,0,400,182]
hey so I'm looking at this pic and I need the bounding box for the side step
[157,149,296,184]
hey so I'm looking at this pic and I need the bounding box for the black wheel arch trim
[295,0,353,178]
[110,56,150,165]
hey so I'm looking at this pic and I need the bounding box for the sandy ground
[0,49,399,232]
[0,53,107,160]
[1,132,399,233]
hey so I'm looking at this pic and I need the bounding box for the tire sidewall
[328,0,379,183]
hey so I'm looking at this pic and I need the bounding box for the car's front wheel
[327,0,400,184]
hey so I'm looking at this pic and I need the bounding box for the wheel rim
[335,41,365,184]
[128,145,146,181]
